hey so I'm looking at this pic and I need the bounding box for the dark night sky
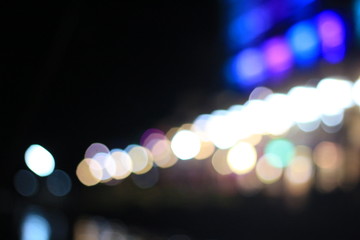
[2,0,225,175]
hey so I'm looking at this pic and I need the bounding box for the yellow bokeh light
[151,139,178,168]
[195,140,215,160]
[314,141,344,192]
[285,156,313,185]
[211,149,232,175]
[111,150,132,180]
[126,145,153,175]
[76,158,102,186]
[313,141,343,170]
[242,134,263,146]
[92,153,116,182]
[180,123,193,130]
[255,155,283,184]
[227,142,257,175]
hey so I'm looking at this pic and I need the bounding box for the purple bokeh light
[263,37,293,75]
[317,10,346,63]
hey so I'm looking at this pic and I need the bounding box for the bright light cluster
[77,76,360,189]
[227,10,346,88]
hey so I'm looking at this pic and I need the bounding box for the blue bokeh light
[226,48,266,89]
[21,212,51,240]
[14,170,39,197]
[317,10,346,63]
[228,7,271,48]
[354,0,360,43]
[46,170,72,197]
[286,20,320,66]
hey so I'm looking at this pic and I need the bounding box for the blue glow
[14,170,38,197]
[21,213,51,240]
[317,11,346,64]
[228,7,271,48]
[286,21,320,66]
[322,44,345,63]
[290,0,316,7]
[46,170,72,197]
[226,48,266,88]
[355,0,360,43]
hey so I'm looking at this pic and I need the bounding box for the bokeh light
[21,212,51,240]
[126,145,153,174]
[92,152,116,182]
[313,141,344,192]
[171,130,201,160]
[286,20,320,66]
[313,141,343,170]
[352,78,360,106]
[263,36,293,74]
[255,155,283,184]
[355,0,360,43]
[226,105,252,141]
[265,138,295,168]
[140,128,166,149]
[205,110,238,149]
[288,86,321,123]
[227,142,257,175]
[150,139,178,168]
[228,7,271,48]
[211,149,232,175]
[76,158,102,186]
[14,170,39,197]
[242,100,269,135]
[317,10,346,63]
[74,217,129,240]
[243,134,263,146]
[321,110,344,127]
[84,143,110,158]
[25,144,55,177]
[285,156,314,184]
[264,93,294,135]
[317,78,354,115]
[249,86,273,101]
[192,114,211,141]
[287,86,321,131]
[110,149,133,179]
[46,170,72,197]
[227,48,266,88]
[195,140,215,160]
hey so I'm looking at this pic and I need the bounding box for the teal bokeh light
[265,138,295,168]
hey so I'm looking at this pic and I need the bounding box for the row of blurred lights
[20,208,190,240]
[227,10,346,88]
[76,77,360,194]
[74,217,191,240]
[226,0,315,49]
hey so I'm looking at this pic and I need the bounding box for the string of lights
[71,76,360,200]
